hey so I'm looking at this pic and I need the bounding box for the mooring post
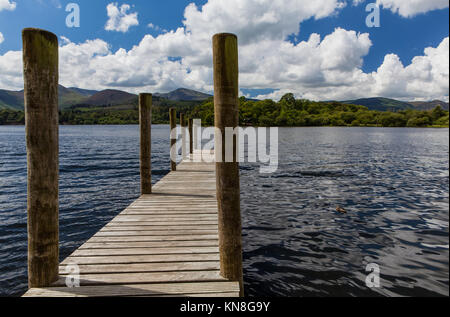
[139,93,152,195]
[180,113,187,160]
[193,119,201,152]
[22,28,59,288]
[212,33,244,296]
[169,108,177,171]
[188,118,194,155]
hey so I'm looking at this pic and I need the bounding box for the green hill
[344,97,449,111]
[81,89,138,107]
[0,89,24,110]
[0,85,98,110]
[343,97,413,111]
[67,87,98,97]
[154,88,212,101]
[58,85,94,109]
[408,100,449,111]
[0,86,211,110]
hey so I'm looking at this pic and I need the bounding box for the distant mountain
[4,86,447,112]
[0,85,94,110]
[82,89,138,107]
[343,97,413,111]
[155,88,212,101]
[0,86,211,110]
[68,87,98,97]
[58,85,91,109]
[0,89,23,110]
[344,97,449,111]
[407,100,449,111]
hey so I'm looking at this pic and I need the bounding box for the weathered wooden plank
[59,262,220,274]
[150,185,216,188]
[24,281,239,297]
[124,207,217,210]
[110,216,218,222]
[100,225,218,231]
[106,221,219,227]
[95,230,218,236]
[153,180,214,183]
[121,211,218,216]
[86,235,218,243]
[130,199,217,202]
[123,210,217,214]
[127,203,217,206]
[130,201,216,204]
[70,247,219,257]
[158,292,239,298]
[54,271,225,286]
[128,205,217,208]
[127,201,217,203]
[61,253,220,265]
[79,241,218,249]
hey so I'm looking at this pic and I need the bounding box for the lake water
[0,125,448,297]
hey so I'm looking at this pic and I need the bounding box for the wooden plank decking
[23,150,240,297]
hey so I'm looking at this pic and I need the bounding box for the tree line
[190,94,449,128]
[1,93,448,127]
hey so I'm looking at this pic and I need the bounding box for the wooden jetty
[24,151,240,297]
[21,29,243,297]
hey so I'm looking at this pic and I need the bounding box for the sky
[0,0,448,101]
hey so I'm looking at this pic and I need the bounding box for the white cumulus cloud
[376,0,449,17]
[0,32,4,44]
[255,36,449,101]
[0,0,448,102]
[105,2,139,33]
[371,37,449,101]
[184,0,345,45]
[0,50,22,90]
[0,0,16,11]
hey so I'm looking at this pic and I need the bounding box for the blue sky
[0,1,209,54]
[0,0,448,101]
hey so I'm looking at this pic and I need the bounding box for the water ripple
[0,126,448,297]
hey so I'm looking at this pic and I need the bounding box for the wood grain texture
[213,33,244,296]
[59,262,221,274]
[79,240,219,249]
[189,118,193,154]
[169,108,177,171]
[23,28,59,288]
[139,93,152,195]
[24,282,239,297]
[53,271,225,286]
[180,113,187,160]
[23,150,239,297]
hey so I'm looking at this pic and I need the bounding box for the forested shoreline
[1,94,448,127]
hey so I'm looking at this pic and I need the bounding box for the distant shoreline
[1,94,448,128]
[1,124,448,128]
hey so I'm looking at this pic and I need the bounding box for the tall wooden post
[139,93,152,195]
[212,33,243,296]
[169,108,177,171]
[23,28,59,288]
[180,113,187,160]
[193,119,201,152]
[188,118,193,155]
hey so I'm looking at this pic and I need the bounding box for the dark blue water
[0,126,448,297]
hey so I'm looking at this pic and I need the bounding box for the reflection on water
[0,126,448,296]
